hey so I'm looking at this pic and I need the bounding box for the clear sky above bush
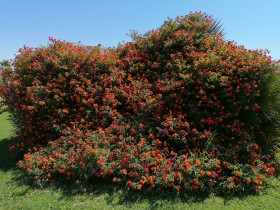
[1,0,279,60]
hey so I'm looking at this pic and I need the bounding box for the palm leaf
[208,19,226,39]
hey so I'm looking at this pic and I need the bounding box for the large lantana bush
[1,12,279,194]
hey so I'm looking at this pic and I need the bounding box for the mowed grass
[0,112,279,210]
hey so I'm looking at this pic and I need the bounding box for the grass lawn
[0,112,279,210]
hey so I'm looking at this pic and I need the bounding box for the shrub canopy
[1,12,279,194]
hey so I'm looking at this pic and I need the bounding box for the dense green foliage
[0,12,279,195]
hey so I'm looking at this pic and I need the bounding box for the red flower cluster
[1,12,279,194]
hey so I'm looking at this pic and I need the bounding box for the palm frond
[208,19,226,39]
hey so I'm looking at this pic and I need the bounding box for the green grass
[0,112,279,210]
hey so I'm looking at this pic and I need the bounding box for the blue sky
[1,0,280,60]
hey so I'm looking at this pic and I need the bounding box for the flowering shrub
[1,12,279,194]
